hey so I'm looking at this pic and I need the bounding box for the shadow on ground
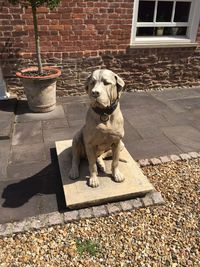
[1,148,67,212]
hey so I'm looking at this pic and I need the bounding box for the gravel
[0,159,199,267]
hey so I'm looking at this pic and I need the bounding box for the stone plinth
[56,140,154,209]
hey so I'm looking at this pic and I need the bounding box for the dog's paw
[88,176,100,188]
[112,168,125,183]
[69,167,79,180]
[97,157,106,173]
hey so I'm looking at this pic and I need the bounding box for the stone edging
[0,191,164,237]
[138,151,200,167]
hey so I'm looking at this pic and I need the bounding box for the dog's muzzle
[91,90,100,98]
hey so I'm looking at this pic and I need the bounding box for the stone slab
[62,102,88,121]
[56,140,154,209]
[0,140,10,180]
[0,99,16,139]
[15,104,65,122]
[10,143,46,164]
[124,135,182,160]
[12,121,43,145]
[0,120,13,140]
[162,125,200,152]
[150,88,200,101]
[170,97,200,112]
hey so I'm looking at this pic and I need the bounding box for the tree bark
[32,5,43,74]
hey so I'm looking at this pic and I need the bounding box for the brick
[107,203,122,215]
[38,214,50,227]
[131,198,143,209]
[12,220,27,234]
[92,205,108,217]
[0,223,13,236]
[79,208,93,219]
[64,210,79,223]
[48,212,64,226]
[169,154,181,161]
[150,191,165,205]
[188,152,200,159]
[149,158,162,165]
[160,156,171,163]
[141,194,154,207]
[179,153,191,160]
[120,200,133,211]
[138,159,150,167]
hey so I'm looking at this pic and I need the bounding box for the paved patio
[1,87,200,224]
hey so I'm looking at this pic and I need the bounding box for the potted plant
[9,0,61,112]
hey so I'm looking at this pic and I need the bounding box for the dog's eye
[90,79,96,86]
[103,80,110,85]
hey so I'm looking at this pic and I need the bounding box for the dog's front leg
[112,142,125,183]
[85,145,100,188]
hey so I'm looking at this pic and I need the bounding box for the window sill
[130,37,198,48]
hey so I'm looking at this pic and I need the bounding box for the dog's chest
[94,120,123,143]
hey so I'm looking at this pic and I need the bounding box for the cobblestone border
[138,151,200,167]
[0,191,164,237]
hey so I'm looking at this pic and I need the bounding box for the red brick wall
[0,0,133,58]
[0,0,200,97]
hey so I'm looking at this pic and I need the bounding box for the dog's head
[85,69,125,108]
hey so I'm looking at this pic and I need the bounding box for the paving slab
[42,118,69,129]
[0,98,17,139]
[10,143,46,164]
[124,112,170,128]
[150,87,200,101]
[15,103,65,122]
[170,97,200,112]
[62,102,88,121]
[0,173,64,224]
[121,93,171,114]
[123,118,142,141]
[57,95,89,103]
[7,160,59,181]
[12,121,43,145]
[55,140,154,209]
[0,120,13,140]
[162,111,195,126]
[0,140,11,180]
[43,126,80,147]
[162,125,200,152]
[125,135,182,160]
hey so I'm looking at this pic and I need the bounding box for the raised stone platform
[56,140,154,209]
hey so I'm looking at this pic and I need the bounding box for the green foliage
[8,0,61,9]
[76,239,99,257]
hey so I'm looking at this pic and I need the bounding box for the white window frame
[130,0,200,47]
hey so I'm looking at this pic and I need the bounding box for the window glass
[156,1,173,22]
[163,27,187,36]
[138,1,155,22]
[136,26,187,37]
[136,27,155,36]
[174,2,191,22]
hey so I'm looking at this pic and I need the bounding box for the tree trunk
[32,5,43,74]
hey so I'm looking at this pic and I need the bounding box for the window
[131,0,200,46]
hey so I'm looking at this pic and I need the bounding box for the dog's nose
[91,90,100,98]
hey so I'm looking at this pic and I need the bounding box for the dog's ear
[85,73,92,92]
[115,74,125,92]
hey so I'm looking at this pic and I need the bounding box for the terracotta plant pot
[16,66,61,113]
